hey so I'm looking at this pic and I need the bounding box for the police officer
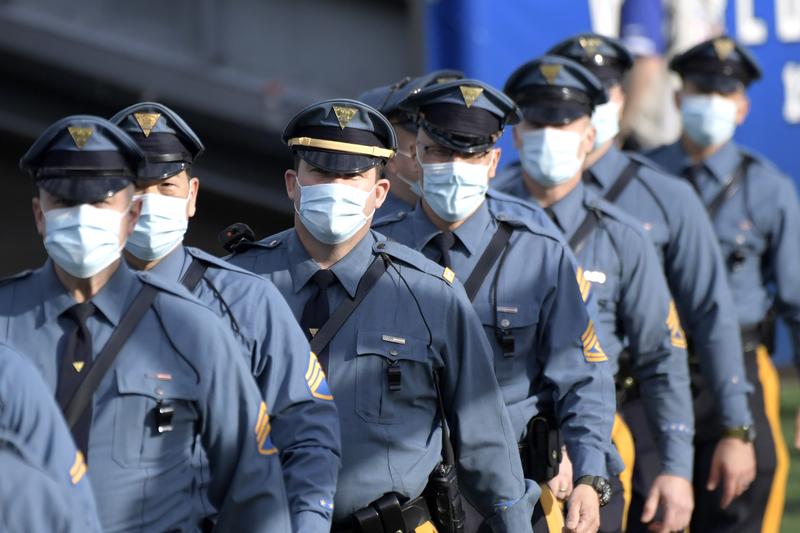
[495,55,695,533]
[507,32,756,532]
[374,78,616,533]
[226,98,538,532]
[3,115,291,532]
[0,341,101,532]
[647,36,798,533]
[111,101,342,533]
[0,433,94,533]
[358,70,463,220]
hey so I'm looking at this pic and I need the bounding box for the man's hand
[640,474,693,532]
[565,484,600,533]
[707,437,756,508]
[546,448,573,501]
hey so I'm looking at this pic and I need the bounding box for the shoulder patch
[666,300,687,349]
[305,352,333,400]
[581,320,608,363]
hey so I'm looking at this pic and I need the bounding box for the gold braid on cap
[287,137,395,159]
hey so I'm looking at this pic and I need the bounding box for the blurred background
[0,1,798,525]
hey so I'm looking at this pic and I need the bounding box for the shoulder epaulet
[373,209,409,227]
[184,246,273,280]
[0,270,34,287]
[736,146,785,177]
[228,233,287,257]
[486,190,563,239]
[372,240,456,286]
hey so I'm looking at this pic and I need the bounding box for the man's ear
[32,196,44,237]
[582,124,596,156]
[187,177,200,218]
[674,90,682,111]
[512,125,522,149]
[125,197,143,237]
[488,147,502,179]
[285,169,299,204]
[735,93,750,126]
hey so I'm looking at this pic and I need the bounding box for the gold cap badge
[540,64,562,85]
[67,127,93,150]
[333,106,358,129]
[459,86,483,108]
[713,38,735,60]
[134,112,161,138]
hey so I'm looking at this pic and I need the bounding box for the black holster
[424,463,465,533]
[615,350,639,407]
[521,415,562,483]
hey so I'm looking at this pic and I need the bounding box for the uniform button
[500,318,511,328]
[377,243,386,250]
[623,377,634,388]
[389,349,399,356]
[155,387,164,396]
[269,239,279,247]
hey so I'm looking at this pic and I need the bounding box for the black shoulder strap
[569,160,641,253]
[603,160,641,204]
[705,155,754,220]
[432,370,455,466]
[463,222,513,302]
[64,284,159,428]
[309,255,388,356]
[181,257,208,291]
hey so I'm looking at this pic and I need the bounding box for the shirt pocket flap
[115,370,199,402]
[356,330,428,363]
[473,302,539,329]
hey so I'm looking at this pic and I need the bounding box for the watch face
[596,478,612,507]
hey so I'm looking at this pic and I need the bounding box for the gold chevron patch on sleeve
[70,451,87,485]
[581,320,608,362]
[666,300,688,349]
[305,351,334,400]
[255,402,278,455]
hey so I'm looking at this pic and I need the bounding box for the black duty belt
[333,495,432,533]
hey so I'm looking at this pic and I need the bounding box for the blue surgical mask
[394,172,422,197]
[519,128,586,187]
[420,159,490,222]
[44,204,126,278]
[591,101,620,148]
[680,94,737,148]
[126,193,190,261]
[295,177,375,245]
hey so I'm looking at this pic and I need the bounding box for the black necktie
[56,302,96,456]
[683,164,705,195]
[432,232,456,269]
[300,270,338,372]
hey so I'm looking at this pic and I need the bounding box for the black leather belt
[332,495,431,533]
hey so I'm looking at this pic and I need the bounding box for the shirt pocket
[474,302,539,385]
[355,330,432,424]
[112,370,200,469]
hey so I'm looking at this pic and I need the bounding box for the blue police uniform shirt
[375,190,616,479]
[0,342,101,532]
[0,261,291,533]
[228,228,537,532]
[0,434,97,533]
[494,146,753,428]
[647,141,800,362]
[146,244,341,533]
[519,179,694,479]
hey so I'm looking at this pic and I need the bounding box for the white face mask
[125,193,190,261]
[591,101,621,148]
[680,94,738,148]
[420,159,491,222]
[294,176,375,245]
[44,204,126,279]
[519,128,586,187]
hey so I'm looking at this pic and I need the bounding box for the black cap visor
[36,175,132,203]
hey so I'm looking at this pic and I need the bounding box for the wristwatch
[575,475,612,507]
[722,425,757,443]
